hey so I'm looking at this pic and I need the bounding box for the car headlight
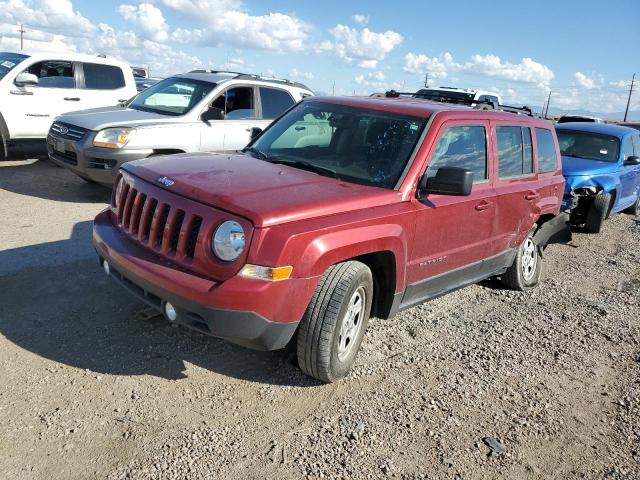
[212,221,245,262]
[94,128,135,149]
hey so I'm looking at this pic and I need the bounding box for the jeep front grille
[117,183,203,260]
[50,122,89,141]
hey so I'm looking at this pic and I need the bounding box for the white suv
[413,86,503,108]
[0,51,137,158]
[47,71,313,185]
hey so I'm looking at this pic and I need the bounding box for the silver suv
[48,70,313,185]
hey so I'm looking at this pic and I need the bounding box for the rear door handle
[64,97,80,101]
[475,200,491,211]
[525,191,540,200]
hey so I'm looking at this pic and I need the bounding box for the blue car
[556,123,640,233]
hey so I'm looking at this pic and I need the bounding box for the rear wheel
[297,261,373,383]
[623,195,639,216]
[584,193,611,233]
[500,229,542,290]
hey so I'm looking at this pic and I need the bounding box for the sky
[1,0,639,118]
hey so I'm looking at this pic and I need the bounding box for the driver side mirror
[418,166,473,198]
[14,72,38,86]
[623,155,640,166]
[249,127,262,140]
[201,107,224,122]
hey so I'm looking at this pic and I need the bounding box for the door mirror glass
[623,155,640,166]
[419,166,473,197]
[14,72,38,86]
[201,107,225,122]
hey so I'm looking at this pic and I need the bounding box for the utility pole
[332,80,335,96]
[17,24,26,50]
[424,73,429,88]
[623,73,635,122]
[543,90,552,119]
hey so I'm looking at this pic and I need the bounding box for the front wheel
[500,229,542,290]
[623,195,639,216]
[297,261,373,383]
[584,193,611,233]
[0,130,8,160]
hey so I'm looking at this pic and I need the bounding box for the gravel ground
[0,154,639,480]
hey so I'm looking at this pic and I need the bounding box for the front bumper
[93,210,315,351]
[47,132,152,186]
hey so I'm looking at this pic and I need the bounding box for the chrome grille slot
[50,122,88,141]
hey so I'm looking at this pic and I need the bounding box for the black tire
[584,193,611,233]
[0,129,8,160]
[623,196,639,216]
[297,261,373,383]
[500,229,542,291]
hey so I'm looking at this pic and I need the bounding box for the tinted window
[427,126,487,182]
[0,51,28,81]
[260,87,295,119]
[497,126,524,177]
[621,136,634,160]
[250,102,427,189]
[556,130,619,163]
[83,63,125,90]
[24,60,74,88]
[536,128,558,173]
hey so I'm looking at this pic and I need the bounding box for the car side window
[210,86,256,120]
[427,125,487,182]
[621,136,634,160]
[23,60,74,88]
[633,135,640,156]
[535,128,558,173]
[82,63,125,90]
[496,126,534,178]
[259,87,295,119]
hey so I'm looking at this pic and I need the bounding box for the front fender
[566,173,619,195]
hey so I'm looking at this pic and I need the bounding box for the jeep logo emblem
[157,176,175,187]
[59,126,69,135]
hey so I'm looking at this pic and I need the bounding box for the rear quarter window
[82,63,125,90]
[535,128,558,173]
[259,87,295,119]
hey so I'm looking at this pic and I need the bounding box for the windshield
[128,77,215,116]
[0,52,28,81]
[556,130,620,162]
[249,101,428,188]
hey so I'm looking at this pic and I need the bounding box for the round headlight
[212,221,245,262]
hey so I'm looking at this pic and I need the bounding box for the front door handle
[525,191,540,200]
[475,200,491,211]
[64,97,80,101]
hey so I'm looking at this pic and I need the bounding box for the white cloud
[403,51,555,85]
[290,68,313,80]
[354,71,384,85]
[0,0,96,35]
[352,14,369,25]
[319,24,402,69]
[118,3,169,43]
[158,0,309,52]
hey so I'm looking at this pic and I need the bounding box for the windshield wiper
[266,158,338,178]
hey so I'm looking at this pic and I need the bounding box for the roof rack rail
[384,90,536,117]
[187,69,311,91]
[188,69,247,76]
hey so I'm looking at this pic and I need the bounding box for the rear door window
[82,63,125,90]
[24,60,74,88]
[496,126,534,178]
[427,125,487,182]
[535,128,558,173]
[259,87,295,119]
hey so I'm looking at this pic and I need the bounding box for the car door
[404,120,498,305]
[619,134,639,208]
[200,85,260,151]
[78,62,131,111]
[7,59,79,138]
[492,123,540,252]
[632,134,640,198]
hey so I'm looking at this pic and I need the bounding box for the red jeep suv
[93,96,568,382]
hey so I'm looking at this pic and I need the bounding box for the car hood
[123,153,400,227]
[57,107,182,131]
[561,155,619,176]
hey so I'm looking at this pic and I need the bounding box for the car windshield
[0,52,28,81]
[556,130,620,162]
[128,77,215,116]
[248,101,428,189]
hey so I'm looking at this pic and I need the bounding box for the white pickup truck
[0,51,137,158]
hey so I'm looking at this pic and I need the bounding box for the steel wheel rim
[337,287,365,361]
[521,237,538,281]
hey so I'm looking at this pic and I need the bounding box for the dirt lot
[1,151,639,480]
